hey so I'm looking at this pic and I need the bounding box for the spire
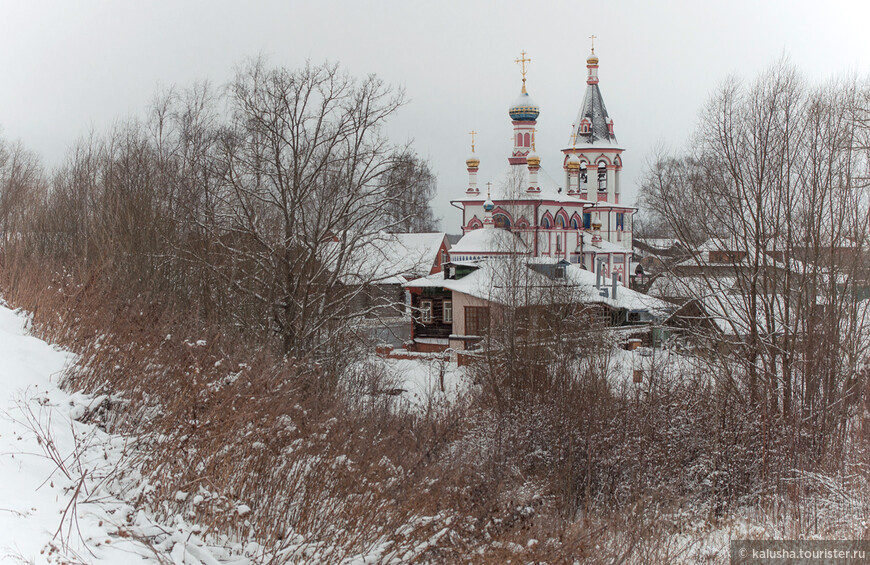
[509,51,538,166]
[483,182,495,228]
[569,45,616,146]
[466,130,480,196]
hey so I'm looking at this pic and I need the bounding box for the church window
[555,214,566,229]
[616,213,625,230]
[420,300,432,324]
[580,164,587,184]
[464,306,490,336]
[494,214,511,230]
[583,213,591,229]
[516,133,523,147]
[556,235,562,253]
[598,163,607,191]
[570,217,579,229]
[443,300,453,323]
[523,133,530,147]
[541,216,551,229]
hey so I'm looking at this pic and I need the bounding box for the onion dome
[587,51,599,65]
[566,154,581,170]
[466,153,480,168]
[483,196,495,212]
[509,90,540,121]
[526,152,541,167]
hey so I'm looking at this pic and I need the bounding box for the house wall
[452,291,493,336]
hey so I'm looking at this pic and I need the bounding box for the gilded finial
[486,181,492,197]
[571,131,578,148]
[589,35,597,54]
[469,130,477,153]
[515,50,531,93]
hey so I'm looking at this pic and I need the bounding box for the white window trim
[420,300,432,323]
[443,300,453,323]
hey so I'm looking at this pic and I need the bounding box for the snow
[328,232,447,285]
[407,258,672,316]
[450,226,525,255]
[0,302,250,565]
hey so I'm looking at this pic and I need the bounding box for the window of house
[443,300,453,323]
[440,250,449,266]
[464,306,490,336]
[420,300,432,323]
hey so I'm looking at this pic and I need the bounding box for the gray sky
[2,0,868,232]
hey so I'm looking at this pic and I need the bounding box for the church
[398,48,666,354]
[449,47,634,282]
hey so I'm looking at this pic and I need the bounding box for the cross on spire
[486,181,492,197]
[515,50,531,93]
[469,130,477,153]
[589,35,597,54]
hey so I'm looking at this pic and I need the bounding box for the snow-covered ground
[0,303,251,565]
[0,302,467,565]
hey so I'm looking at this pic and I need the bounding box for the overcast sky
[2,0,868,231]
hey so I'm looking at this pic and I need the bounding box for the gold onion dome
[526,153,541,167]
[566,154,581,170]
[587,51,599,65]
[466,154,480,168]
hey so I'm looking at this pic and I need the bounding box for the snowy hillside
[0,303,250,565]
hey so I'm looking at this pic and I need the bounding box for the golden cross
[571,131,578,147]
[515,50,531,91]
[486,181,492,197]
[469,130,477,153]
[589,35,597,54]
[532,127,536,152]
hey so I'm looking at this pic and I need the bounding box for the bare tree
[204,59,407,364]
[380,150,439,232]
[639,60,870,465]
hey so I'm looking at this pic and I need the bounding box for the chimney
[611,273,618,300]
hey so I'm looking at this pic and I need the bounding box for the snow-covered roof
[581,232,629,254]
[328,232,447,285]
[406,258,671,316]
[450,227,526,255]
[636,237,683,250]
[570,80,617,146]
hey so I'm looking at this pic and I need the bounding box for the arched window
[579,163,588,184]
[555,215,566,229]
[570,218,579,229]
[598,162,607,191]
[494,214,511,230]
[541,217,551,229]
[516,133,523,147]
[523,133,530,147]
